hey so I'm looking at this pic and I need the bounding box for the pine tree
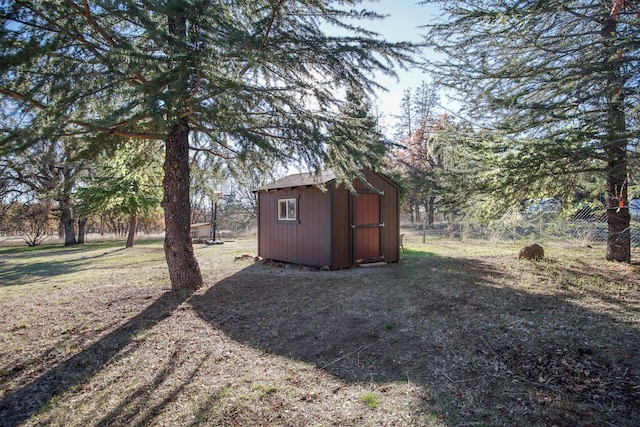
[75,142,163,248]
[325,88,388,183]
[0,1,417,290]
[422,0,640,262]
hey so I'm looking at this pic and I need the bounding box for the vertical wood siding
[355,169,400,264]
[352,193,382,262]
[258,187,331,267]
[257,169,400,269]
[330,184,351,269]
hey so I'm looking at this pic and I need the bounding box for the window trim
[277,197,298,222]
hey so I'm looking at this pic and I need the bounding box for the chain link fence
[405,208,640,255]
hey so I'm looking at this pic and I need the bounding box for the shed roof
[254,170,337,192]
[254,168,401,193]
[190,222,210,227]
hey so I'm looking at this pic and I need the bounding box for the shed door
[351,192,383,263]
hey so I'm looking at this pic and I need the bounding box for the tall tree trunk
[163,118,203,291]
[77,217,87,244]
[60,199,76,246]
[606,159,630,262]
[427,196,435,228]
[126,214,137,248]
[603,15,630,262]
[162,9,203,291]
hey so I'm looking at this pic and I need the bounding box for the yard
[0,234,639,426]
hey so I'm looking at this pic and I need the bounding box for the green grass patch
[251,384,279,399]
[360,392,380,409]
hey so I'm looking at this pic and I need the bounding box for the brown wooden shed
[254,169,401,269]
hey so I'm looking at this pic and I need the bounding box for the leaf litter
[0,236,638,426]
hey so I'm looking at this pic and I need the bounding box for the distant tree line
[0,201,165,246]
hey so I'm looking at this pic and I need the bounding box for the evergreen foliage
[0,1,418,289]
[421,0,639,261]
[325,88,388,188]
[75,142,163,247]
[0,1,415,173]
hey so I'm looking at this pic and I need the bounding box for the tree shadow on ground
[0,291,188,427]
[0,260,77,286]
[0,241,126,258]
[0,247,127,287]
[92,348,212,427]
[190,254,640,426]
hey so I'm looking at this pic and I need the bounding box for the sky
[353,1,444,135]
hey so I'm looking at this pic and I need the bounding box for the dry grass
[0,233,639,426]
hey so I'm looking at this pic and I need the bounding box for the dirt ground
[0,236,639,426]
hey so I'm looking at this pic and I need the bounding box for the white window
[278,198,297,221]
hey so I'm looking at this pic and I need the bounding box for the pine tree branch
[184,25,201,107]
[0,88,47,110]
[64,123,162,141]
[261,0,286,50]
[188,146,236,160]
[65,0,116,46]
[65,0,149,85]
[9,2,146,87]
[239,0,287,77]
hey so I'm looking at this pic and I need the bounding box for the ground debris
[2,237,640,427]
[500,342,640,416]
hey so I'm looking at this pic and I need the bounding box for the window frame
[277,197,298,222]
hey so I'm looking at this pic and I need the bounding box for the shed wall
[329,184,351,269]
[257,169,400,269]
[257,187,331,267]
[190,224,210,240]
